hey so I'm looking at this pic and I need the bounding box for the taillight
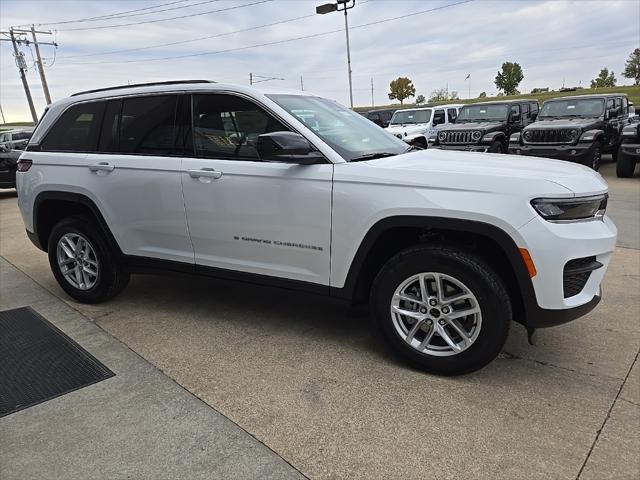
[17,159,32,172]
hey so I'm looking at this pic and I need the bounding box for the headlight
[523,130,533,141]
[567,129,580,140]
[531,194,608,222]
[438,131,446,140]
[471,130,482,141]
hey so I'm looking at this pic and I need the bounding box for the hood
[525,118,602,130]
[441,121,504,132]
[386,124,430,135]
[358,148,608,197]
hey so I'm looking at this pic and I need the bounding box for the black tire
[616,149,637,178]
[581,142,602,171]
[47,216,129,303]
[412,138,428,149]
[488,140,504,153]
[371,245,511,376]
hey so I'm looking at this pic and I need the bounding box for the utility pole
[370,77,374,107]
[6,28,38,123]
[300,75,304,91]
[1,26,57,122]
[342,3,354,109]
[30,26,52,104]
[0,102,5,124]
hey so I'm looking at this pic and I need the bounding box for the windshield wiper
[350,152,398,162]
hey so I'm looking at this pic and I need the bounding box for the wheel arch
[331,216,536,326]
[32,191,122,254]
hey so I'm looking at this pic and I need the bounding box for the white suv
[385,104,463,148]
[17,80,616,375]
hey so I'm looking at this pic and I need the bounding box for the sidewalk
[0,257,305,480]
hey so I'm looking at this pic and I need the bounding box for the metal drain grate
[0,307,114,417]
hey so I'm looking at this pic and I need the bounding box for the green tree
[494,61,524,96]
[590,68,617,88]
[478,91,487,98]
[388,77,416,104]
[449,91,460,100]
[623,48,640,85]
[415,94,426,105]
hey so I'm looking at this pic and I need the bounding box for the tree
[415,94,426,105]
[478,91,487,98]
[590,68,616,88]
[449,91,459,100]
[388,77,415,104]
[623,48,640,85]
[428,88,449,103]
[494,61,524,96]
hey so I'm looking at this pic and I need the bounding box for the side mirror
[257,131,324,165]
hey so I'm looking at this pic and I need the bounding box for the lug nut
[420,307,427,314]
[429,299,438,306]
[438,319,446,325]
[442,306,450,314]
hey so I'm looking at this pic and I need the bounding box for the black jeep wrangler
[509,94,630,171]
[429,100,539,153]
[617,117,639,177]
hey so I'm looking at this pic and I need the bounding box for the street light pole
[316,0,355,109]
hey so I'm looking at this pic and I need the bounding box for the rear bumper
[508,143,592,161]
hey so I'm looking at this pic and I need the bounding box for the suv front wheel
[371,245,511,375]
[48,216,129,303]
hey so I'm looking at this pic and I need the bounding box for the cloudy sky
[0,0,638,122]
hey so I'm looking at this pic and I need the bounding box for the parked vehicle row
[385,104,463,149]
[0,129,33,189]
[15,80,617,375]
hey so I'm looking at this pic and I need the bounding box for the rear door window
[42,101,105,152]
[447,108,457,122]
[119,95,178,155]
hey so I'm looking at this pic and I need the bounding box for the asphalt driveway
[0,160,638,480]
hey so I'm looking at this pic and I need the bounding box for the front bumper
[515,214,616,327]
[435,144,489,152]
[509,142,592,161]
[620,142,640,159]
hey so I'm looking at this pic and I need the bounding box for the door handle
[88,162,115,172]
[188,168,222,179]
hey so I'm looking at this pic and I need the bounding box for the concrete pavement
[0,160,638,479]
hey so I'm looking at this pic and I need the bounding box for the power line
[57,0,372,60]
[57,0,273,31]
[57,0,472,65]
[43,0,221,25]
[32,0,193,26]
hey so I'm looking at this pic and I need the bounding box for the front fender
[481,131,506,144]
[579,129,604,143]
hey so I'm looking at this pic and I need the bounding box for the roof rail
[71,80,215,97]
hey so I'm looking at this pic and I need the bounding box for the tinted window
[531,102,539,113]
[433,109,445,125]
[193,94,288,160]
[622,97,629,114]
[521,103,530,117]
[42,101,105,152]
[447,108,457,122]
[510,105,521,119]
[119,95,178,155]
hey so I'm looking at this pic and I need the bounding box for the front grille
[441,130,474,144]
[563,256,602,298]
[525,129,576,144]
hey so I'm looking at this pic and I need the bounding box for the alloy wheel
[56,233,99,290]
[390,272,482,357]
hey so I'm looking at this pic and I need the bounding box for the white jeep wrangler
[385,104,463,148]
[16,81,616,375]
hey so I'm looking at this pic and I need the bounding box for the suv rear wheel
[48,216,129,303]
[488,140,503,153]
[371,245,511,375]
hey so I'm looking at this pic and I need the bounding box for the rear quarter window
[42,101,105,152]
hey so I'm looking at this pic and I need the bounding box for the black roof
[465,99,539,106]
[365,108,397,114]
[546,93,628,101]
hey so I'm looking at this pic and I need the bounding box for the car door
[82,94,193,264]
[181,93,333,286]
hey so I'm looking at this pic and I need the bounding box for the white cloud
[0,0,638,121]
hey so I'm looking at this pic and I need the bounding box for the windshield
[389,109,431,125]
[267,94,408,161]
[539,98,604,118]
[456,104,509,122]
